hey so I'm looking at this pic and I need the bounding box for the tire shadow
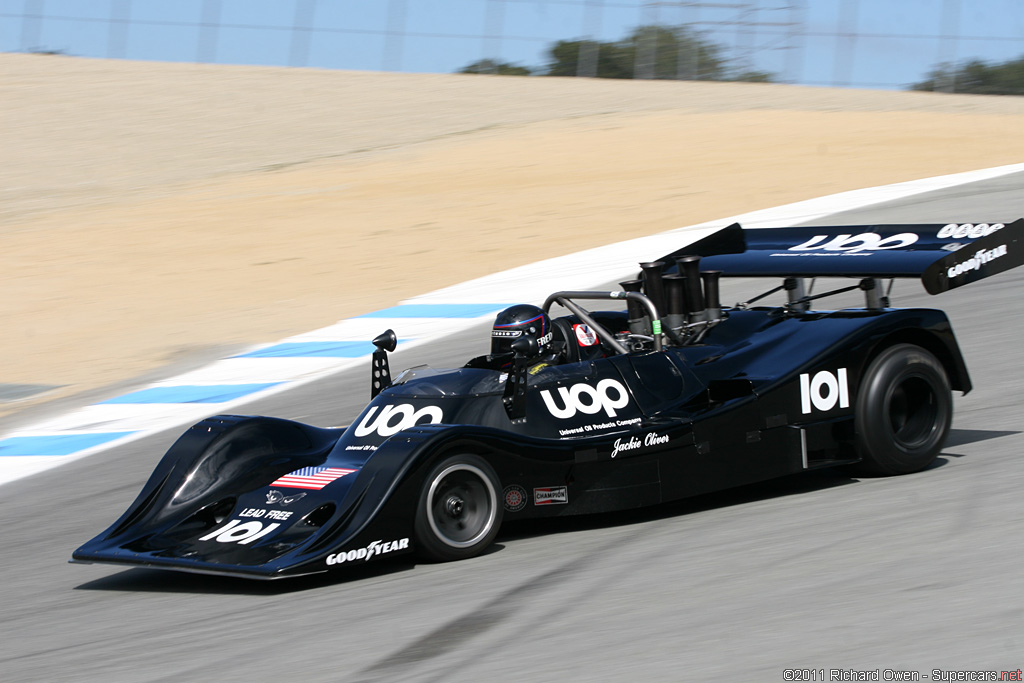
[944,427,1019,449]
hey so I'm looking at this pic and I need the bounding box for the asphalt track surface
[3,172,1023,682]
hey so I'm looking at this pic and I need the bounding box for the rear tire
[414,454,503,562]
[853,343,952,475]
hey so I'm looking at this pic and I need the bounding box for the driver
[466,304,563,372]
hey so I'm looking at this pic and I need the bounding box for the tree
[458,59,531,76]
[546,39,632,78]
[621,25,727,80]
[729,69,775,83]
[912,55,1024,95]
[543,25,771,82]
[456,25,775,83]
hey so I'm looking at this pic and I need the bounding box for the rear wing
[659,218,1024,294]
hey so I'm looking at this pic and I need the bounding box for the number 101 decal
[799,369,849,414]
[198,519,280,545]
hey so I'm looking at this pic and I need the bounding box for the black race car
[73,219,1023,579]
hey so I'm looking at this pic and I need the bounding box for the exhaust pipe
[639,262,667,320]
[662,273,687,331]
[674,255,705,322]
[619,279,648,335]
[701,271,722,321]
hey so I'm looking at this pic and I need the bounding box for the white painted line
[23,403,231,434]
[284,316,492,341]
[157,357,357,385]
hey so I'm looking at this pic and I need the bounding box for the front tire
[414,454,503,562]
[853,343,952,475]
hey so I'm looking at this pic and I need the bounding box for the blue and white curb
[3,161,1024,486]
[0,305,516,485]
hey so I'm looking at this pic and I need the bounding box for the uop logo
[353,404,443,437]
[540,378,630,419]
[799,369,850,414]
[789,232,918,253]
[198,519,280,545]
[937,223,1003,240]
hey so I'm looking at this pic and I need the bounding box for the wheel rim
[425,463,497,549]
[886,374,939,450]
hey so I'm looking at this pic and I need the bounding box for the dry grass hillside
[3,53,1024,416]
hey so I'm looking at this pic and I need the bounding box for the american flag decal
[270,466,357,490]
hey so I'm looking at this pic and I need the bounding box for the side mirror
[372,329,397,352]
[370,329,397,398]
[503,336,537,424]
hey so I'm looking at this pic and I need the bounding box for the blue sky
[2,0,1022,88]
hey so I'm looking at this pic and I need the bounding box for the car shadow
[944,427,1019,448]
[72,556,423,595]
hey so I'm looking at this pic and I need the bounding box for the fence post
[197,0,221,63]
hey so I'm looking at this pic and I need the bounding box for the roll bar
[542,290,662,353]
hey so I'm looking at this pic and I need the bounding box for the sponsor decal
[353,404,444,438]
[270,466,358,490]
[558,416,641,437]
[199,519,281,545]
[787,232,919,254]
[534,486,568,505]
[800,369,849,414]
[529,362,551,376]
[492,329,523,339]
[611,431,670,458]
[937,222,1004,239]
[239,507,294,521]
[503,484,528,512]
[266,490,306,506]
[325,538,410,565]
[573,324,599,347]
[540,378,630,419]
[946,244,1008,279]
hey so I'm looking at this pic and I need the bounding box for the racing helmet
[491,304,553,356]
